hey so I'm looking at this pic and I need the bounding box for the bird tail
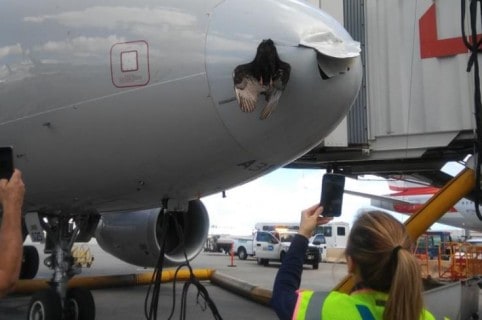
[260,90,282,120]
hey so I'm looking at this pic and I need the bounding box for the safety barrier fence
[415,242,482,281]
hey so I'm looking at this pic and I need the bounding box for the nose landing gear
[27,212,97,320]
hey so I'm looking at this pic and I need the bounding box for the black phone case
[320,174,345,217]
[0,147,14,180]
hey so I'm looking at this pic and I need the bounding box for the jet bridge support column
[335,163,476,293]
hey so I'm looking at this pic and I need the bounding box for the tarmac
[0,240,347,320]
[2,240,481,319]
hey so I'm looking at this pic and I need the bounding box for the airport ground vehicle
[255,221,349,248]
[204,235,234,254]
[72,245,94,268]
[415,231,452,260]
[254,231,320,269]
[232,236,255,260]
[313,221,349,248]
[254,222,299,232]
[309,234,328,262]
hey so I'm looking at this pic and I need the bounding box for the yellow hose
[14,268,214,294]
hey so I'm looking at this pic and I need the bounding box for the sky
[200,165,464,236]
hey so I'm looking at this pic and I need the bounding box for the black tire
[27,288,62,320]
[313,262,319,270]
[262,259,269,266]
[20,245,39,279]
[238,247,248,260]
[65,287,96,320]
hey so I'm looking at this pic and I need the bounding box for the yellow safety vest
[292,290,435,320]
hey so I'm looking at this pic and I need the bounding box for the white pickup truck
[309,234,328,262]
[231,236,255,260]
[254,231,320,269]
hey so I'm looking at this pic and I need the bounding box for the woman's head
[346,210,411,290]
[345,210,423,320]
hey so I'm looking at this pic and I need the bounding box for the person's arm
[271,234,309,320]
[271,205,332,319]
[0,170,25,297]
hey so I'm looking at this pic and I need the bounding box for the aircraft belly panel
[0,0,252,211]
[0,0,363,212]
[0,73,252,212]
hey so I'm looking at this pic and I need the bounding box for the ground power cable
[144,207,223,320]
[171,214,223,320]
[144,208,170,320]
[461,0,482,220]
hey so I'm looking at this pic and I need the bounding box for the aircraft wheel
[65,287,96,320]
[27,288,62,320]
[20,245,39,279]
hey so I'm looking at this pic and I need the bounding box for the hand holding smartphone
[0,147,14,180]
[320,173,345,217]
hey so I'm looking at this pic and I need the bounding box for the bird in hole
[232,39,291,120]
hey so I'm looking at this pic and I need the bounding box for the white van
[313,221,349,248]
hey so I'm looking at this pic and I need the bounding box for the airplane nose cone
[206,0,362,164]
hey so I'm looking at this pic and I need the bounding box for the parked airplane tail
[387,178,439,194]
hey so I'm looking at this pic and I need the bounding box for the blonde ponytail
[384,248,423,320]
[345,211,425,320]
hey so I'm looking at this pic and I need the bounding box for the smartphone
[0,147,14,180]
[320,173,345,217]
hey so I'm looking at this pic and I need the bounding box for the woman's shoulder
[421,308,435,320]
[322,291,365,319]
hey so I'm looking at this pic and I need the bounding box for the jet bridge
[291,0,478,189]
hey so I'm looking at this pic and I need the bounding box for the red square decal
[111,41,149,88]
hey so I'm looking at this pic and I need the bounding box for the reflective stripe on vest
[356,305,376,320]
[297,291,378,320]
[305,291,329,319]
